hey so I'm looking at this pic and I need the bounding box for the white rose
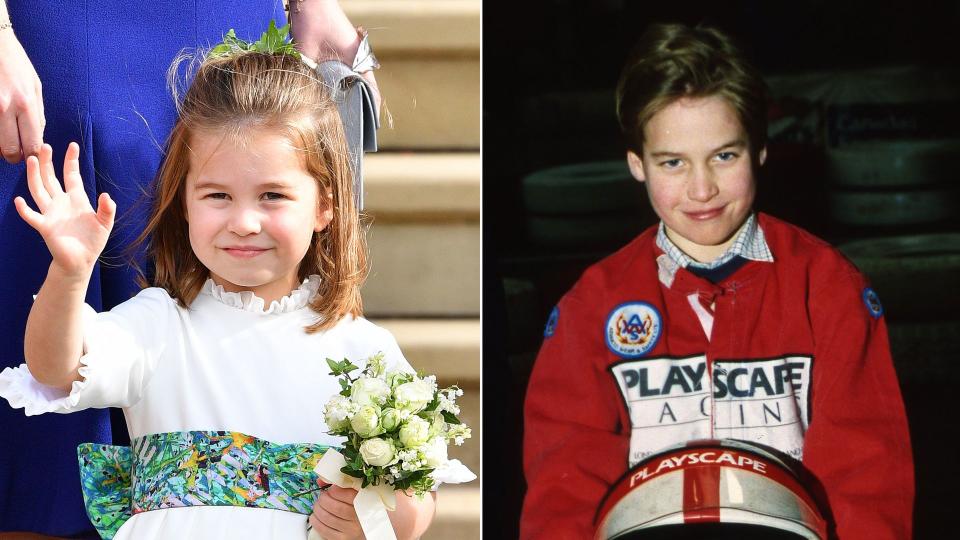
[421,436,448,468]
[359,437,396,467]
[323,395,353,432]
[350,405,382,438]
[381,408,403,432]
[351,377,391,407]
[398,416,431,448]
[394,379,434,413]
[365,352,387,378]
[425,410,446,437]
[386,371,414,390]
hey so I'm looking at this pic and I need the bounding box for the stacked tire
[826,139,960,228]
[838,234,960,383]
[828,138,960,385]
[521,161,654,249]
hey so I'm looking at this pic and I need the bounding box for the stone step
[345,0,480,149]
[363,220,479,315]
[345,0,480,52]
[424,486,481,540]
[373,318,480,384]
[361,153,480,316]
[363,152,480,219]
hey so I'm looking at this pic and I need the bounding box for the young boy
[521,23,914,539]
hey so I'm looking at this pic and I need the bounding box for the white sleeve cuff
[0,358,92,416]
[0,304,104,415]
[0,298,160,415]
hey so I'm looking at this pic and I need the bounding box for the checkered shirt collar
[655,213,774,271]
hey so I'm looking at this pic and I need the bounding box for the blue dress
[0,1,286,534]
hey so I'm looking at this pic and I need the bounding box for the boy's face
[627,95,765,263]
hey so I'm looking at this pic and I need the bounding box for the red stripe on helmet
[682,460,721,522]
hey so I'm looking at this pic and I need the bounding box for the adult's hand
[289,0,382,111]
[0,29,44,164]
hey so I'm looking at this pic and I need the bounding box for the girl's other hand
[13,143,115,277]
[0,30,44,164]
[309,485,364,540]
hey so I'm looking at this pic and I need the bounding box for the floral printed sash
[77,431,331,539]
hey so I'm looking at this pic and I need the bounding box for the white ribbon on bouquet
[307,449,398,540]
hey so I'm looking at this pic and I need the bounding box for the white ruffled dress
[0,276,412,539]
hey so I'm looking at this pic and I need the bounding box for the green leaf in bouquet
[387,371,414,389]
[410,474,436,497]
[346,450,364,470]
[423,394,441,412]
[326,358,344,376]
[342,358,360,374]
[341,466,365,479]
[442,411,461,424]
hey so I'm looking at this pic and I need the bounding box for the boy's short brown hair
[616,23,769,158]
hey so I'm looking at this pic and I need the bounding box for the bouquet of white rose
[309,353,475,540]
[322,352,473,495]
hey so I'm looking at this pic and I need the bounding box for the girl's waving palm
[14,142,115,276]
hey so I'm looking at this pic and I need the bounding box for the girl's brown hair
[136,51,367,332]
[616,23,770,160]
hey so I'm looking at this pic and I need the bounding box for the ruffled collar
[200,275,321,314]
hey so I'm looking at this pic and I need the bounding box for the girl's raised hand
[13,142,115,277]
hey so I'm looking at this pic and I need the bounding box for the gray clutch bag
[313,60,380,211]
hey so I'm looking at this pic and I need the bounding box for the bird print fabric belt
[77,430,331,539]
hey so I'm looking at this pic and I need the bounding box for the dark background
[482,1,960,537]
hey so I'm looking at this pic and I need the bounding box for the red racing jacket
[521,213,913,539]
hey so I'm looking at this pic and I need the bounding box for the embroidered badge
[544,306,560,338]
[605,302,662,358]
[862,287,883,318]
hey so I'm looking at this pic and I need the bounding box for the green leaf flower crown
[208,20,301,60]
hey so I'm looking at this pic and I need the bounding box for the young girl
[0,48,436,538]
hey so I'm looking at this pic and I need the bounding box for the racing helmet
[594,439,828,540]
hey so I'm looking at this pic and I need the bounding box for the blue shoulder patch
[862,287,884,318]
[543,306,560,338]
